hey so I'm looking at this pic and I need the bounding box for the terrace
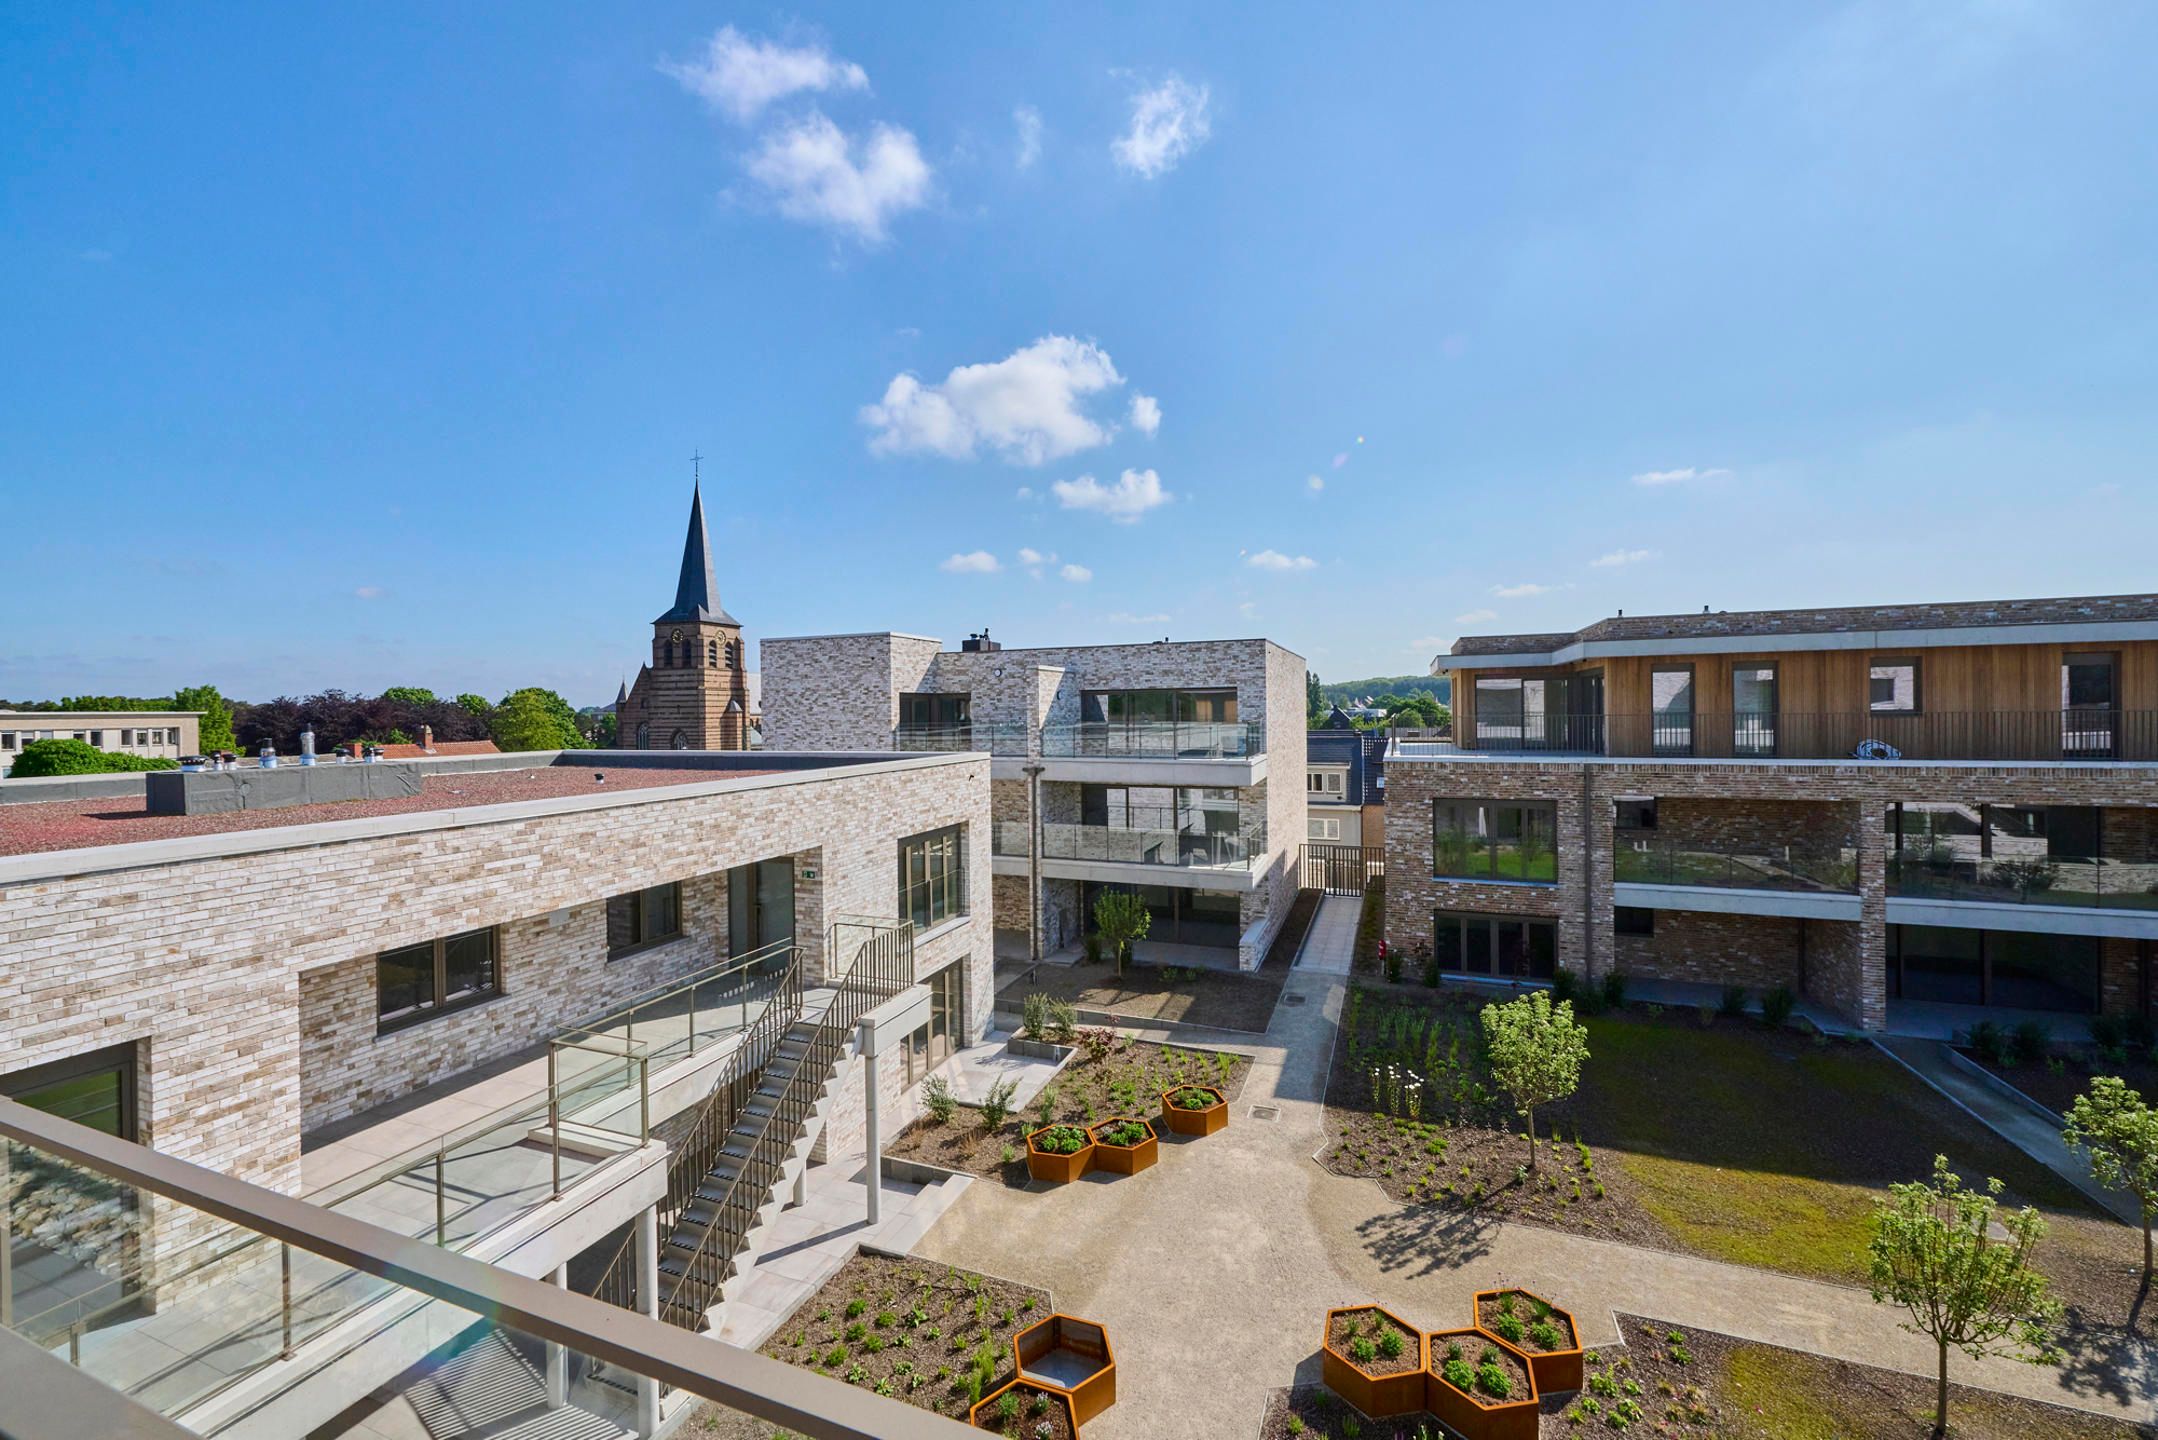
[1397,708,2158,763]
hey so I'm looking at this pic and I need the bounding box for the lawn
[997,955,1286,1033]
[887,1034,1252,1181]
[1322,987,2149,1338]
[683,1251,1049,1436]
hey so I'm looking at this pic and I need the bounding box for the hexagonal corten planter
[1473,1286,1583,1395]
[1025,1123,1095,1184]
[1320,1305,1426,1419]
[1159,1083,1228,1137]
[1012,1313,1116,1425]
[969,1378,1079,1437]
[1087,1117,1159,1175]
[1423,1326,1540,1440]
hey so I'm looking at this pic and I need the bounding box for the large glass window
[729,858,797,956]
[1432,799,1557,882]
[377,927,499,1032]
[1650,667,1693,754]
[1890,925,2098,1013]
[2062,654,2118,759]
[607,882,683,958]
[1431,911,1558,980]
[1079,688,1237,724]
[1870,657,1921,714]
[901,826,967,932]
[899,693,970,732]
[1731,664,1779,756]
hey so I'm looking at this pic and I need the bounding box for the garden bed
[681,1252,1049,1435]
[1321,1305,1424,1417]
[1320,986,2150,1339]
[997,955,1286,1032]
[1960,1038,2158,1115]
[889,1035,1251,1183]
[969,1379,1078,1439]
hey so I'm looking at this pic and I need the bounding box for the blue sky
[4,3,2154,706]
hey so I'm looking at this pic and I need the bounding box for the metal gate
[1301,843,1385,896]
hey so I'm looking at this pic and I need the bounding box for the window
[1870,657,1921,714]
[1431,911,1557,979]
[1307,769,1344,796]
[1,733,14,751]
[1080,688,1237,724]
[1432,799,1558,882]
[607,882,683,958]
[707,639,719,667]
[901,825,966,932]
[1309,816,1344,842]
[1731,664,1778,756]
[1650,667,1694,754]
[899,693,971,733]
[1615,906,1655,937]
[1614,798,1657,831]
[377,927,500,1032]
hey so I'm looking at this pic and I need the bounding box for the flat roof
[0,710,205,721]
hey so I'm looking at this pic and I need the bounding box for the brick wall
[1613,909,1804,992]
[1651,797,1855,851]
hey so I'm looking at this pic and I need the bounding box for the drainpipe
[1024,762,1047,965]
[1581,765,1597,985]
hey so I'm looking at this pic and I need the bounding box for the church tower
[616,482,751,750]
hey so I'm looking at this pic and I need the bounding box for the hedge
[6,738,180,778]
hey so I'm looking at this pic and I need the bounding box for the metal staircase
[592,918,914,1332]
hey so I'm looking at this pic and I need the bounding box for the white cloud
[1455,608,1499,625]
[1108,611,1170,625]
[1111,73,1212,178]
[1060,563,1093,583]
[1409,635,1452,650]
[1248,550,1318,572]
[1129,393,1161,437]
[354,585,384,600]
[1052,468,1172,522]
[1307,474,1325,493]
[1014,486,1036,500]
[1017,547,1049,566]
[662,26,868,124]
[745,113,931,243]
[863,336,1129,464]
[938,550,1001,574]
[1631,466,1733,487]
[1491,582,1553,598]
[1590,548,1659,568]
[1014,105,1043,169]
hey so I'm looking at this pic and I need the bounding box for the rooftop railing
[1039,719,1261,759]
[889,721,1030,756]
[1441,708,2158,762]
[552,936,796,1078]
[991,818,1263,870]
[1888,853,2158,912]
[1612,831,1859,893]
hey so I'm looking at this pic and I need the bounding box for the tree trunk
[1933,1339,1949,1438]
[2143,1205,2152,1287]
[1525,1106,1538,1172]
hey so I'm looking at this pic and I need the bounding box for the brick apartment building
[759,630,1308,969]
[1383,594,2158,1033]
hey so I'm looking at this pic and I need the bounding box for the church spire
[653,477,737,626]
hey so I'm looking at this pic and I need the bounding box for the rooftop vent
[961,629,1001,653]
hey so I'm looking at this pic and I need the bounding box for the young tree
[1091,890,1151,978]
[2064,1076,2158,1286]
[1479,990,1588,1171]
[1867,1155,2064,1438]
[489,687,584,751]
[171,683,237,753]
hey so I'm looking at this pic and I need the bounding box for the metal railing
[0,1097,980,1439]
[647,919,914,1330]
[1451,708,2158,761]
[991,818,1262,869]
[889,721,1029,756]
[1613,831,1859,892]
[552,936,795,1078]
[1888,854,2158,911]
[1301,843,1385,895]
[1039,719,1261,759]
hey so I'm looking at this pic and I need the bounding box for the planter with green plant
[1422,1326,1539,1440]
[968,1378,1078,1439]
[1024,1123,1094,1184]
[1160,1083,1228,1137]
[1087,1117,1158,1175]
[1472,1287,1581,1394]
[1012,1313,1116,1425]
[1321,1305,1425,1418]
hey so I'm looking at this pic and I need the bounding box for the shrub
[1078,1027,1117,1064]
[1760,985,1797,1028]
[7,738,178,777]
[844,1298,866,1319]
[1044,997,1078,1044]
[1475,1361,1512,1398]
[1600,970,1628,1010]
[1491,1312,1525,1343]
[1021,991,1052,1039]
[1031,1124,1089,1155]
[1967,1019,2008,1066]
[2090,1013,2128,1052]
[1377,1326,1406,1359]
[979,1077,1020,1128]
[1441,1358,1474,1392]
[1349,1336,1377,1364]
[1170,1086,1218,1111]
[921,1075,957,1126]
[1719,985,1749,1018]
[1097,1119,1150,1147]
[1551,968,1578,1006]
[2010,1020,2051,1068]
[1530,1320,1564,1350]
[1083,930,1103,965]
[1383,942,1404,985]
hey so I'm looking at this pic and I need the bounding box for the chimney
[960,629,1001,653]
[421,723,435,754]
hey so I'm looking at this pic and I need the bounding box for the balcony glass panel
[1612,831,1856,892]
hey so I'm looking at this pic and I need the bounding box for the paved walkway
[1877,1035,2140,1223]
[1294,894,1359,974]
[909,967,2158,1439]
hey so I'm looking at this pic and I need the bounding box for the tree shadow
[2051,1305,2158,1407]
[1356,1198,1499,1281]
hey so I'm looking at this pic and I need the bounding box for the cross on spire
[691,451,703,486]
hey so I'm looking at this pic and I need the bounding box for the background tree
[171,683,237,752]
[232,690,489,753]
[379,686,438,707]
[455,693,493,717]
[1091,890,1151,978]
[1306,670,1325,726]
[8,738,178,776]
[1867,1155,2063,1438]
[1479,990,1588,1171]
[2064,1076,2158,1286]
[489,687,584,751]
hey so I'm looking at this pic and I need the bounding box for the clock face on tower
[669,629,683,643]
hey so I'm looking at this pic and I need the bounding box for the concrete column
[864,1046,883,1227]
[791,1164,807,1207]
[1855,802,1889,1031]
[636,1205,660,1438]
[544,1263,568,1407]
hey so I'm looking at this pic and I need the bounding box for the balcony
[890,721,1029,756]
[1432,708,2158,763]
[1889,855,2158,913]
[993,818,1261,869]
[1040,720,1261,759]
[1612,831,1860,920]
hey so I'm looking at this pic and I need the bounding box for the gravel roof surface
[0,765,778,857]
